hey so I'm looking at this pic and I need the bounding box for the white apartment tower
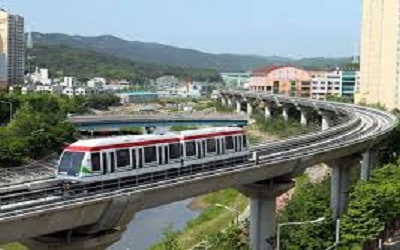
[0,9,25,88]
[356,0,400,110]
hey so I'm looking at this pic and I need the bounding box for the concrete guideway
[0,91,396,249]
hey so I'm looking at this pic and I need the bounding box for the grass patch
[0,243,29,250]
[120,127,144,134]
[195,101,234,113]
[255,116,312,138]
[248,134,261,146]
[170,125,198,132]
[149,189,248,250]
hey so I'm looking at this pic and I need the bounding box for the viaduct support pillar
[264,103,272,119]
[282,105,289,121]
[361,148,379,181]
[299,107,311,126]
[227,97,233,107]
[236,100,241,113]
[247,102,253,116]
[320,111,332,131]
[328,155,361,219]
[221,97,227,106]
[237,181,294,250]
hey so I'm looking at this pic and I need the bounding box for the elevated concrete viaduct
[68,114,248,132]
[0,90,396,250]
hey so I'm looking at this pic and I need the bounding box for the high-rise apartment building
[356,0,400,110]
[0,9,24,89]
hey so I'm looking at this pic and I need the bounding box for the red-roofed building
[249,66,312,97]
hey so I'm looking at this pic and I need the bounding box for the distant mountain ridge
[31,32,352,72]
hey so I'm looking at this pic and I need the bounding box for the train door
[197,141,202,159]
[202,140,206,157]
[217,137,224,155]
[234,136,242,152]
[156,145,169,165]
[131,148,137,169]
[101,153,107,175]
[164,145,169,164]
[101,151,116,174]
[138,148,144,169]
[197,140,206,159]
[234,136,239,152]
[158,146,163,165]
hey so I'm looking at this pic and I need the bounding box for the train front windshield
[58,151,85,177]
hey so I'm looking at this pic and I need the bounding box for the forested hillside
[29,44,222,82]
[32,32,353,72]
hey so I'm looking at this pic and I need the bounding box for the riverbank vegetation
[150,189,248,250]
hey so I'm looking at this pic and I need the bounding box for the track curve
[0,92,397,244]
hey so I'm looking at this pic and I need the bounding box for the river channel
[108,198,201,250]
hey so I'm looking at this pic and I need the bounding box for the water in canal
[108,198,201,250]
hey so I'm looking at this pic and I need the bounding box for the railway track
[0,96,396,220]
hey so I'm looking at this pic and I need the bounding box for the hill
[29,44,223,82]
[31,32,352,72]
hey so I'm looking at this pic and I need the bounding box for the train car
[179,127,248,166]
[57,127,249,182]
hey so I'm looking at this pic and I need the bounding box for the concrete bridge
[0,91,396,250]
[68,113,248,133]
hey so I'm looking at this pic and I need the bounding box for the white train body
[57,127,249,182]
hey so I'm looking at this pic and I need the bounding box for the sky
[2,0,361,58]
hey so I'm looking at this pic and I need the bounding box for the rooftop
[251,65,304,75]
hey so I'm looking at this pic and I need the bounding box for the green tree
[207,223,250,250]
[340,164,400,246]
[0,92,117,166]
[278,176,335,249]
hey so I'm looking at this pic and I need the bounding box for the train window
[226,136,234,150]
[144,146,157,163]
[91,153,101,171]
[58,151,85,177]
[116,149,131,167]
[207,139,216,153]
[243,135,247,148]
[169,143,181,159]
[185,141,196,157]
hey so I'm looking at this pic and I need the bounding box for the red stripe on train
[66,130,244,152]
[182,130,244,140]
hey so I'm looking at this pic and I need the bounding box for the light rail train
[57,127,249,182]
